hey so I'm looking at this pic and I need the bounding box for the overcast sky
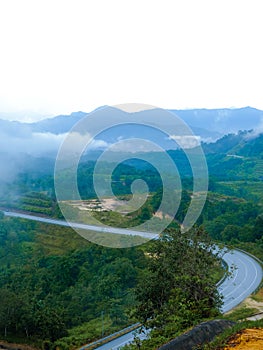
[0,0,262,121]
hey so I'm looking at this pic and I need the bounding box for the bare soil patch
[224,328,263,349]
[0,342,38,350]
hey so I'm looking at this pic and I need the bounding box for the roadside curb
[78,323,141,350]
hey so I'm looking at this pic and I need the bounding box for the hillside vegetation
[0,130,262,349]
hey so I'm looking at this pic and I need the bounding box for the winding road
[3,210,263,350]
[219,248,262,313]
[91,249,263,350]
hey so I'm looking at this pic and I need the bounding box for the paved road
[219,249,262,313]
[3,210,263,349]
[87,328,150,350]
[3,211,157,240]
[93,249,262,349]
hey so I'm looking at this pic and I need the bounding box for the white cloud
[110,139,162,153]
[0,128,110,159]
[0,132,65,156]
[169,135,201,149]
[89,139,110,150]
[245,116,263,139]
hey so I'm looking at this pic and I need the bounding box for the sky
[0,0,263,122]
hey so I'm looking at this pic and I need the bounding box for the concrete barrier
[158,319,235,350]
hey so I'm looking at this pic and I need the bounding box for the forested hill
[202,131,263,181]
[202,130,263,157]
[0,121,263,349]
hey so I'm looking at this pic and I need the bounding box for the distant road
[3,210,157,239]
[3,210,263,349]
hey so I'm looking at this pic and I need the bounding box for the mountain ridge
[1,106,262,137]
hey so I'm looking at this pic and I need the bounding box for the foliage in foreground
[0,216,147,345]
[125,227,223,349]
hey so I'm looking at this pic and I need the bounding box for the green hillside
[0,130,263,349]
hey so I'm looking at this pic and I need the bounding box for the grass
[0,317,131,350]
[199,300,263,349]
[32,215,148,251]
[55,317,113,349]
[224,306,259,322]
[34,222,90,255]
[252,287,263,303]
[77,227,149,248]
[212,261,226,285]
[53,317,138,350]
[201,319,263,349]
[216,180,263,205]
[0,336,41,349]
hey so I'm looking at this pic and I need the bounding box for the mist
[0,131,65,157]
[245,117,263,140]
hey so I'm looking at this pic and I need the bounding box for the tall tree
[134,227,222,337]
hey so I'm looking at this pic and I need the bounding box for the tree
[0,289,27,337]
[254,215,263,241]
[0,222,8,245]
[134,227,222,338]
[33,304,68,342]
[221,225,240,242]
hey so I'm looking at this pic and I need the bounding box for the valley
[0,109,263,349]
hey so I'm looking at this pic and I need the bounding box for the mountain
[26,106,263,138]
[0,108,221,140]
[30,111,87,134]
[0,106,262,180]
[234,133,263,157]
[0,107,262,156]
[170,107,263,134]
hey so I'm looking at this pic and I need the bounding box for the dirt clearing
[224,328,263,349]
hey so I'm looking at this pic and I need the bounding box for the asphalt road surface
[3,210,157,239]
[93,249,262,350]
[3,210,263,349]
[219,248,262,313]
[87,328,150,350]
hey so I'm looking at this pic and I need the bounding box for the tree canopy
[134,227,222,345]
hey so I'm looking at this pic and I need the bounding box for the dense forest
[0,214,223,349]
[0,214,147,347]
[0,131,262,349]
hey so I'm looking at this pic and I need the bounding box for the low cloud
[0,131,65,156]
[169,135,201,149]
[251,119,263,137]
[0,130,110,190]
[109,139,162,153]
[0,130,110,157]
[89,139,110,150]
[244,117,263,140]
[0,154,18,183]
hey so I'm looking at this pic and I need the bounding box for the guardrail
[216,259,229,287]
[79,323,141,350]
[234,247,263,266]
[78,247,233,350]
[234,247,263,294]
